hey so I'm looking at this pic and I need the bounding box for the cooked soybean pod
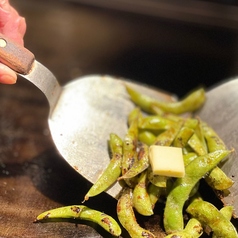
[188,133,207,156]
[202,122,234,190]
[202,122,226,151]
[150,88,206,114]
[153,120,183,146]
[148,182,164,209]
[163,149,231,234]
[118,142,149,180]
[194,120,207,154]
[138,115,176,131]
[173,126,194,148]
[165,218,203,238]
[212,206,234,238]
[84,133,123,201]
[183,152,197,167]
[117,188,156,238]
[125,85,167,114]
[126,85,206,114]
[139,130,156,145]
[205,166,234,190]
[132,171,153,216]
[36,205,121,237]
[220,205,234,220]
[121,108,139,176]
[186,200,238,238]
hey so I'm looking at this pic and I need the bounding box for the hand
[0,0,26,84]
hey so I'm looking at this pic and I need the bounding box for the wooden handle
[0,34,35,75]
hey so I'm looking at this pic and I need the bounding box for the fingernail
[0,74,17,84]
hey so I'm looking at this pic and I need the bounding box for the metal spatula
[0,35,237,214]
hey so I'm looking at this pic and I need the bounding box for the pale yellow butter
[149,145,185,177]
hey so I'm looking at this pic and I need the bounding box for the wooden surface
[0,0,238,237]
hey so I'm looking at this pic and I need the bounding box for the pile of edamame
[36,85,237,237]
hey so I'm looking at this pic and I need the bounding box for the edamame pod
[147,166,167,187]
[153,120,183,146]
[36,205,122,237]
[150,88,206,114]
[173,126,194,148]
[117,188,156,237]
[84,133,123,201]
[186,200,238,238]
[139,130,156,145]
[138,115,176,131]
[188,133,207,156]
[202,122,226,151]
[118,142,149,180]
[212,206,234,238]
[220,205,234,220]
[126,85,206,114]
[183,152,197,167]
[132,171,153,216]
[205,166,234,190]
[165,218,203,238]
[148,182,164,209]
[121,109,139,187]
[163,149,231,234]
[125,85,165,114]
[200,122,233,190]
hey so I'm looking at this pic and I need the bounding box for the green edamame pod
[147,166,167,187]
[132,171,153,216]
[122,108,139,173]
[153,120,183,146]
[205,166,234,190]
[183,218,203,237]
[187,133,207,156]
[36,205,121,237]
[183,118,199,130]
[117,188,156,237]
[201,122,234,190]
[150,88,206,114]
[202,122,226,151]
[186,200,238,238]
[138,115,176,131]
[125,85,165,114]
[183,152,197,167]
[118,142,149,180]
[126,85,206,114]
[139,130,156,145]
[212,206,234,238]
[84,133,123,201]
[173,126,194,148]
[148,182,164,209]
[220,205,234,220]
[165,218,203,238]
[194,120,208,154]
[163,149,231,234]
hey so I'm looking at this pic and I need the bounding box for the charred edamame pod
[163,149,231,234]
[186,200,238,238]
[118,142,149,180]
[84,133,123,201]
[165,218,203,238]
[36,205,121,237]
[132,171,153,216]
[117,188,156,237]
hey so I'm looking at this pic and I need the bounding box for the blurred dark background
[11,0,238,96]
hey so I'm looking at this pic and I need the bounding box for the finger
[0,63,17,84]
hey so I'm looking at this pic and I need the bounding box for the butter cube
[149,145,185,177]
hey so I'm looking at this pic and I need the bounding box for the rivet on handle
[0,34,35,75]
